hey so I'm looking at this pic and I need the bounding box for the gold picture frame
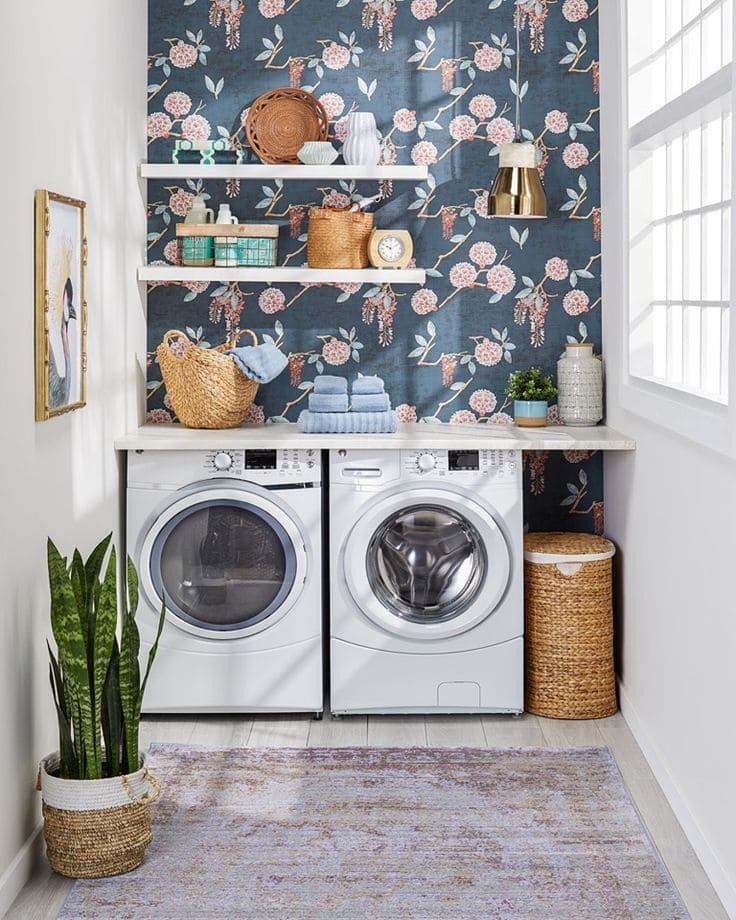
[34,190,88,421]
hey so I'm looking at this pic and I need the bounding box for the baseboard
[0,824,43,918]
[619,682,736,919]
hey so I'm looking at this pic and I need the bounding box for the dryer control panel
[202,448,320,477]
[401,449,519,481]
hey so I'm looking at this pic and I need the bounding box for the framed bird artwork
[34,190,87,421]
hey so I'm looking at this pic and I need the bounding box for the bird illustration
[47,238,77,409]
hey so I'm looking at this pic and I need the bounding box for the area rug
[59,745,687,919]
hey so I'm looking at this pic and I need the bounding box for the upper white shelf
[140,163,429,181]
[139,266,426,285]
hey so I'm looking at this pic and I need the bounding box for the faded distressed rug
[59,745,688,919]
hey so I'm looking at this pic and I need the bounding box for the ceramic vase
[557,343,603,426]
[342,112,381,167]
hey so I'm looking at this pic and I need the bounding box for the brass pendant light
[489,1,548,219]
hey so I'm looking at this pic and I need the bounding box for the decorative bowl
[298,141,339,165]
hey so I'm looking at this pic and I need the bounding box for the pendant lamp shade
[489,142,548,219]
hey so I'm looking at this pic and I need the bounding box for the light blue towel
[312,375,348,395]
[298,410,397,434]
[352,375,385,395]
[226,342,288,384]
[309,393,349,413]
[351,393,391,413]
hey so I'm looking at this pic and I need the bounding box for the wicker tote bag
[307,205,374,269]
[156,329,259,429]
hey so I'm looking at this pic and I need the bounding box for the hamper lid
[524,532,615,564]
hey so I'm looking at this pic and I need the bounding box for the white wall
[599,2,736,914]
[0,1,145,911]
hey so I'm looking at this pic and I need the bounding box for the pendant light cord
[514,0,521,141]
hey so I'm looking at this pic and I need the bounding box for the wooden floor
[8,710,727,920]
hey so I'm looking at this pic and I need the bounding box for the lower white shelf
[139,266,426,285]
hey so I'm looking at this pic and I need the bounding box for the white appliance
[127,448,323,715]
[330,448,523,714]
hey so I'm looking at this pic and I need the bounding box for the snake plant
[47,535,165,780]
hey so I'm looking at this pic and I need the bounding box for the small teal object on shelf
[513,399,549,429]
[179,236,215,267]
[173,138,244,166]
[214,235,277,268]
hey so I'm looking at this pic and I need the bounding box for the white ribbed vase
[342,112,381,166]
[557,343,603,426]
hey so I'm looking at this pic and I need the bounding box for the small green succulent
[505,367,558,402]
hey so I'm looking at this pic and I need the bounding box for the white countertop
[115,423,636,452]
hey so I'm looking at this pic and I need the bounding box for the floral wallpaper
[146,0,604,533]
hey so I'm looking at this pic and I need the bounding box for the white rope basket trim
[524,541,615,565]
[39,753,155,811]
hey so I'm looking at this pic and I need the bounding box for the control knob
[214,451,233,471]
[416,452,436,473]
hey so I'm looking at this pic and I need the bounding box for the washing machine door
[344,488,511,640]
[139,482,308,640]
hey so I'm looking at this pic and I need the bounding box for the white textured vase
[557,343,603,426]
[342,112,381,166]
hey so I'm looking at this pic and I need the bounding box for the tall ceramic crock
[557,343,603,426]
[342,112,381,167]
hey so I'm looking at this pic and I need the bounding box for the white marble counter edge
[115,423,636,452]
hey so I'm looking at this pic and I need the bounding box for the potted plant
[505,367,558,428]
[38,535,165,878]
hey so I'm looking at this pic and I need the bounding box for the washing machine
[330,448,523,714]
[127,448,323,715]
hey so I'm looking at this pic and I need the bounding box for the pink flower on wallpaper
[169,41,198,68]
[487,117,516,146]
[147,112,172,139]
[450,410,477,425]
[183,280,209,294]
[469,388,497,415]
[245,404,266,425]
[474,44,503,72]
[487,264,516,295]
[395,404,418,423]
[469,241,497,268]
[168,189,194,217]
[469,94,497,120]
[411,0,438,20]
[319,93,345,119]
[335,281,361,295]
[449,262,478,289]
[259,288,286,314]
[146,409,173,424]
[563,289,591,315]
[164,91,192,117]
[489,412,514,425]
[449,115,478,141]
[547,404,563,425]
[322,42,351,70]
[393,108,418,132]
[563,449,591,463]
[474,338,503,366]
[411,288,439,314]
[562,0,589,22]
[563,142,590,168]
[545,257,569,281]
[322,337,351,365]
[333,117,349,142]
[163,240,180,264]
[258,0,285,17]
[544,109,569,133]
[181,114,211,140]
[322,189,351,208]
[410,141,439,165]
[474,191,490,218]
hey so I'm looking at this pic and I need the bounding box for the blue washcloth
[351,393,391,413]
[298,410,397,434]
[352,375,385,395]
[309,393,349,413]
[227,342,288,384]
[313,375,348,395]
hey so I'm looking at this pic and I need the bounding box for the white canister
[557,343,603,426]
[215,204,238,224]
[342,112,381,167]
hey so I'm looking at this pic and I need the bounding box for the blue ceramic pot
[513,400,548,428]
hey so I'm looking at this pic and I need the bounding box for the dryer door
[139,483,308,640]
[344,488,511,640]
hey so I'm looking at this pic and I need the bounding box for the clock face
[377,235,405,263]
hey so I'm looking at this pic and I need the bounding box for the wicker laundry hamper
[524,532,617,720]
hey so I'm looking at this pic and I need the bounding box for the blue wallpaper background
[146,0,604,533]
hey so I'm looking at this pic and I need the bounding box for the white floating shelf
[139,266,426,285]
[140,163,429,181]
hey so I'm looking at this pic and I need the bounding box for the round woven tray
[524,532,617,720]
[246,87,329,164]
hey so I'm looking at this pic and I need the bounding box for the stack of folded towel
[298,375,397,434]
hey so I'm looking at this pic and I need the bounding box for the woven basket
[157,329,259,429]
[524,532,617,720]
[245,87,329,164]
[307,206,374,269]
[38,753,160,879]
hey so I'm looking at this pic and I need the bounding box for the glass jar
[557,343,603,426]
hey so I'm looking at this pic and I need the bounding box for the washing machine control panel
[402,449,519,481]
[203,449,320,479]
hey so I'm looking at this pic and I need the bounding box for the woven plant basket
[157,329,259,429]
[307,206,374,269]
[38,753,160,879]
[524,532,617,720]
[245,87,329,164]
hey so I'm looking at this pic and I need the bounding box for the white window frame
[600,0,736,457]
